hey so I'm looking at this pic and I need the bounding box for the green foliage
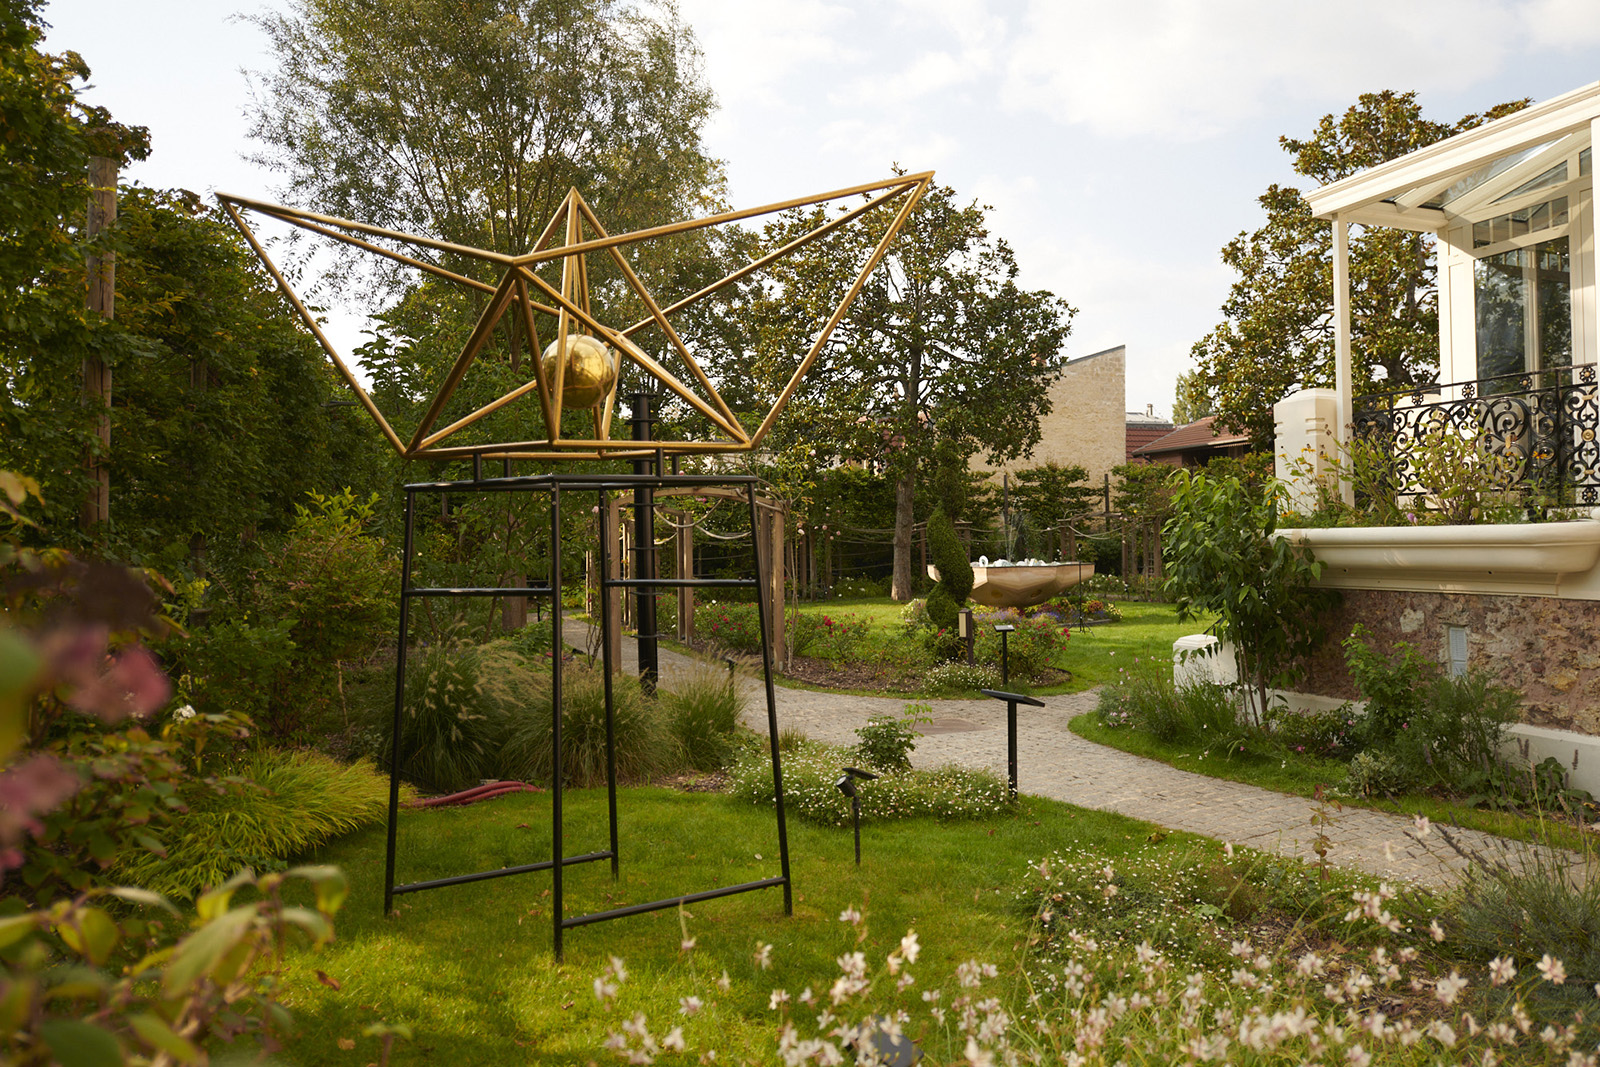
[1343,624,1435,749]
[728,737,1010,826]
[924,508,972,633]
[384,641,508,793]
[175,615,298,724]
[0,866,346,1065]
[830,575,890,599]
[1009,463,1098,559]
[788,610,870,660]
[852,704,932,774]
[920,661,1003,695]
[115,749,394,898]
[1095,668,1247,751]
[1261,702,1358,758]
[694,601,764,653]
[1190,90,1530,444]
[1163,468,1336,723]
[499,660,675,787]
[972,609,1071,680]
[661,665,745,772]
[1113,462,1178,524]
[1447,842,1600,986]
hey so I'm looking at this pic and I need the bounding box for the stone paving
[565,622,1568,890]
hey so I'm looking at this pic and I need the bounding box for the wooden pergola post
[82,157,116,533]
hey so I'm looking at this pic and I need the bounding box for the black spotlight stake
[835,766,878,865]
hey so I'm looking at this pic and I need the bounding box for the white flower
[754,943,773,970]
[839,906,862,925]
[1539,954,1567,984]
[1412,814,1431,836]
[716,970,731,992]
[769,989,791,1010]
[900,930,921,964]
[1435,971,1468,1006]
[1429,919,1446,942]
[1489,956,1517,986]
[173,704,196,721]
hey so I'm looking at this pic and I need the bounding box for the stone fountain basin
[927,562,1096,608]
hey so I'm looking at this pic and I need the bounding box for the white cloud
[998,0,1599,139]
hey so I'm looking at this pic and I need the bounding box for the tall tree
[1009,462,1097,559]
[1170,369,1213,425]
[1190,91,1528,444]
[702,180,1074,601]
[246,0,722,288]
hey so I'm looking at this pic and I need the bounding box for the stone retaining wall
[1298,588,1600,736]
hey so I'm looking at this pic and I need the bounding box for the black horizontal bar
[560,876,787,928]
[601,578,756,589]
[980,688,1046,707]
[405,586,555,598]
[392,851,613,895]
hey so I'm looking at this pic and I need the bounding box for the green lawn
[274,787,1209,1064]
[1070,710,1594,851]
[779,597,1211,696]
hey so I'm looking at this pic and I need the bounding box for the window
[1474,236,1571,387]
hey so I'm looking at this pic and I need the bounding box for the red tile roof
[1125,422,1174,459]
[1132,415,1251,457]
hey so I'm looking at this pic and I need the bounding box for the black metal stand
[382,470,793,959]
[979,689,1045,797]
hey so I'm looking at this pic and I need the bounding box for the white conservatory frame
[1305,81,1600,445]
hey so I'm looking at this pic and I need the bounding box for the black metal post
[748,484,793,915]
[382,491,417,916]
[630,393,659,693]
[551,483,565,961]
[980,688,1044,799]
[997,625,1012,687]
[597,489,620,882]
[852,796,862,865]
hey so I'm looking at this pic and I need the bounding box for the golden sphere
[541,334,615,409]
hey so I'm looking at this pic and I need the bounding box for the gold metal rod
[509,173,933,267]
[256,211,501,296]
[573,197,743,436]
[516,277,557,434]
[751,176,931,447]
[619,184,915,335]
[218,193,518,266]
[220,202,408,455]
[517,268,746,439]
[406,268,521,452]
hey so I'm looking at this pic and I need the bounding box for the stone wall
[975,345,1125,492]
[1297,588,1600,735]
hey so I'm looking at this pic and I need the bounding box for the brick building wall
[975,344,1126,491]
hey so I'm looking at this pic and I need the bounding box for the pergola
[1305,81,1600,451]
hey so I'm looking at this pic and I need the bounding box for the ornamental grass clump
[498,659,676,787]
[114,749,395,898]
[384,639,509,792]
[727,738,1009,826]
[660,664,746,771]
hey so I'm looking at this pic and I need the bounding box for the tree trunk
[891,470,915,601]
[82,156,116,534]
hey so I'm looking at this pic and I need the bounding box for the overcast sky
[44,0,1600,421]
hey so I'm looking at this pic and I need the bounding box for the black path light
[993,622,1015,685]
[979,689,1045,797]
[834,766,878,865]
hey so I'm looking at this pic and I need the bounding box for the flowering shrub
[693,601,764,653]
[921,661,1003,695]
[852,705,931,773]
[789,610,870,661]
[584,841,1600,1066]
[727,738,1010,826]
[972,609,1070,680]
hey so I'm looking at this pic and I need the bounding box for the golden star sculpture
[216,173,932,463]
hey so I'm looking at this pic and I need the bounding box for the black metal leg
[551,484,565,961]
[748,485,793,915]
[1007,701,1018,798]
[598,490,620,881]
[383,491,417,917]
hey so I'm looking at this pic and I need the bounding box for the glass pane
[1476,249,1528,388]
[1493,161,1568,202]
[1536,236,1571,373]
[1473,220,1490,248]
[1582,147,1591,177]
[1434,143,1548,206]
[1553,196,1569,226]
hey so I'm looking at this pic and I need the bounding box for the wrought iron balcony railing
[1352,364,1600,508]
